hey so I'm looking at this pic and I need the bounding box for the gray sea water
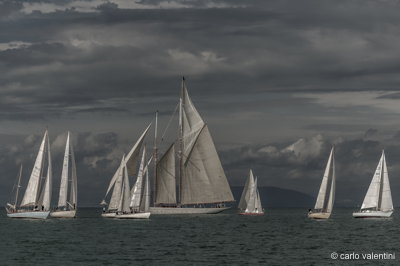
[0,208,398,265]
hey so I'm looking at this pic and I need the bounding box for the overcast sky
[2,0,400,207]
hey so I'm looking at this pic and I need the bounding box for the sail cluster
[104,124,152,213]
[238,170,263,214]
[155,80,234,205]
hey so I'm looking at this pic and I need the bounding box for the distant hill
[231,186,315,208]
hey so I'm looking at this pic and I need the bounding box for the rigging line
[160,102,179,142]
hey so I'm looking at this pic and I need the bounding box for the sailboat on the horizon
[238,169,264,215]
[6,130,53,219]
[150,77,235,214]
[353,150,393,218]
[115,147,152,219]
[308,146,335,219]
[101,124,151,218]
[51,132,78,218]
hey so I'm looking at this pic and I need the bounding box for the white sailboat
[101,124,151,218]
[115,147,152,219]
[51,132,78,218]
[238,169,264,215]
[353,150,393,218]
[308,147,335,219]
[150,77,235,214]
[6,130,53,219]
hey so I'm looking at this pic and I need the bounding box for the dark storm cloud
[2,0,400,122]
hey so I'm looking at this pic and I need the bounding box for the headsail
[58,132,70,208]
[130,147,146,209]
[361,151,384,210]
[314,147,335,212]
[380,152,393,211]
[238,170,255,210]
[20,131,48,207]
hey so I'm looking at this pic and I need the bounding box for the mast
[178,76,185,205]
[377,150,385,210]
[153,110,158,205]
[14,164,23,207]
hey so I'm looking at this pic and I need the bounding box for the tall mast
[153,110,158,206]
[178,76,185,206]
[14,164,23,207]
[377,150,385,210]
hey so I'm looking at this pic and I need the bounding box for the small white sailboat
[101,124,151,218]
[238,169,264,216]
[353,150,393,218]
[6,130,53,219]
[50,132,78,218]
[115,147,151,219]
[308,147,335,219]
[150,77,234,214]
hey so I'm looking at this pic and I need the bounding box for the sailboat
[101,124,151,218]
[238,169,264,215]
[6,130,53,219]
[353,150,393,218]
[50,132,78,218]
[115,147,152,219]
[150,77,235,214]
[308,147,335,219]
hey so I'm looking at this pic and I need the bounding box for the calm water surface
[0,208,398,265]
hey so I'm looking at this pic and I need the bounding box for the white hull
[101,212,116,218]
[308,212,331,219]
[50,210,76,218]
[150,206,230,215]
[7,211,50,219]
[115,212,151,219]
[353,210,393,218]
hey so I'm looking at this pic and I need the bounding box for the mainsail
[155,144,176,205]
[58,132,70,208]
[361,151,393,211]
[178,80,234,205]
[56,132,78,210]
[314,147,335,213]
[238,170,255,210]
[20,130,51,208]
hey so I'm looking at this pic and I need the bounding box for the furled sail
[20,131,48,207]
[58,132,70,207]
[238,170,255,210]
[314,147,334,212]
[155,143,176,204]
